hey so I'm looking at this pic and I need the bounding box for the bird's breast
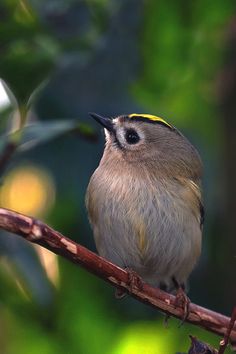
[86,164,202,285]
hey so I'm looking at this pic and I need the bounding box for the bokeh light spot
[0,165,56,217]
[112,322,174,354]
[35,246,59,287]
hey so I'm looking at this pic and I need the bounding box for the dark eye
[125,129,140,144]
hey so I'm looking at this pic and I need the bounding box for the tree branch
[0,207,235,346]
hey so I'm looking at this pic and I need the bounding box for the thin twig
[0,207,235,344]
[218,307,236,353]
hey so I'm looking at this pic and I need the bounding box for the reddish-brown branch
[0,207,235,345]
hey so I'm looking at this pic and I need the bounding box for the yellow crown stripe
[128,113,172,128]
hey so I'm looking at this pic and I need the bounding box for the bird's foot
[115,268,143,299]
[115,288,127,299]
[126,268,143,292]
[174,286,190,325]
[172,277,190,325]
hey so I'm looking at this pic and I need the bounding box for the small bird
[86,113,203,298]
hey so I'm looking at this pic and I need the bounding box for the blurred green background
[0,0,235,353]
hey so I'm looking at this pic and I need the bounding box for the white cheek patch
[104,128,110,140]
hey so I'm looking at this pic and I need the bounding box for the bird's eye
[125,129,140,144]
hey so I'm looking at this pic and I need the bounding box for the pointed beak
[89,113,114,133]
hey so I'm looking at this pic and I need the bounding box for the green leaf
[0,1,56,105]
[0,118,96,166]
[18,120,81,152]
[0,79,19,111]
[0,119,96,154]
[0,79,19,134]
[27,80,49,110]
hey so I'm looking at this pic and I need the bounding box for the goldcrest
[86,113,203,293]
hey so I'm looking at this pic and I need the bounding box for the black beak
[89,112,114,132]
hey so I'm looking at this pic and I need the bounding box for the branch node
[30,222,43,240]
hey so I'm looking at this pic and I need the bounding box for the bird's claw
[115,267,143,299]
[174,287,190,326]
